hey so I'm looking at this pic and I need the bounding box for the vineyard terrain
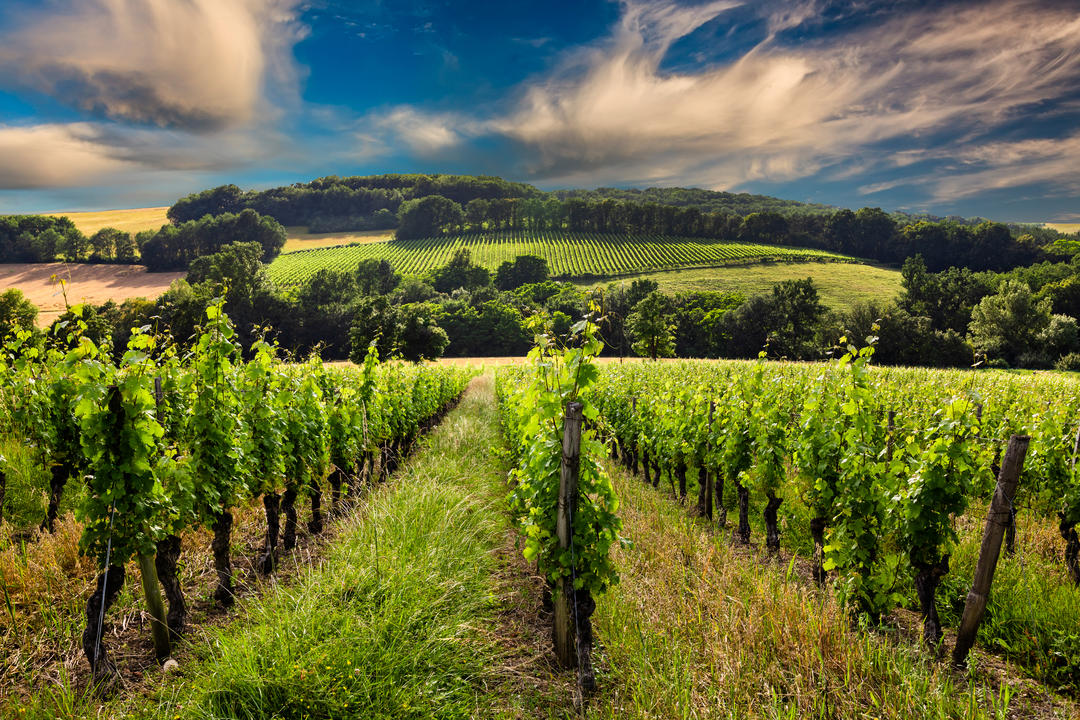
[266,231,854,285]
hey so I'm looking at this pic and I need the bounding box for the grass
[580,262,903,309]
[589,460,1073,719]
[46,208,170,236]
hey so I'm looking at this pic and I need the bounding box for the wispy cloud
[367,0,1080,198]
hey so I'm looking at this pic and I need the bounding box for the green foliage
[496,316,621,596]
[0,289,38,339]
[186,302,246,523]
[897,395,980,570]
[428,248,490,293]
[396,195,465,240]
[494,254,549,290]
[72,327,168,565]
[969,280,1052,365]
[140,209,286,271]
[627,291,676,360]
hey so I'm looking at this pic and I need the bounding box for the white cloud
[0,0,305,131]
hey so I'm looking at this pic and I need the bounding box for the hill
[265,231,853,286]
[552,186,836,216]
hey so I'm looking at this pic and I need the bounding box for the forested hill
[151,172,1076,274]
[553,186,836,217]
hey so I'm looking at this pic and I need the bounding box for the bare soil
[0,263,183,325]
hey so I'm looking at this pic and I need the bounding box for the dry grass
[1045,224,1080,235]
[578,261,904,310]
[45,208,170,236]
[282,228,393,253]
[587,462,1077,719]
[0,485,354,708]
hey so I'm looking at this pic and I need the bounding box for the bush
[1055,352,1080,372]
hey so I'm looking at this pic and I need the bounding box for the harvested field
[0,263,183,325]
[46,207,169,235]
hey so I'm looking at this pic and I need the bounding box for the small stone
[162,658,180,674]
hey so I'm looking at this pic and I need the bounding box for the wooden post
[886,410,896,461]
[952,434,1030,667]
[554,401,583,669]
[704,401,716,520]
[137,553,171,661]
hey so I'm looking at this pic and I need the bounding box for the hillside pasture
[1046,222,1080,234]
[0,263,183,325]
[267,231,854,285]
[583,262,903,309]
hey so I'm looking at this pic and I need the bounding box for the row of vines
[593,342,1080,685]
[0,303,473,687]
[493,316,622,701]
[268,231,851,285]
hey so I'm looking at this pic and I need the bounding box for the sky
[1,0,1079,222]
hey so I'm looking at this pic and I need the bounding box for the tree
[738,212,788,245]
[627,291,676,360]
[396,303,449,361]
[348,296,399,362]
[494,255,549,290]
[968,280,1051,366]
[0,288,38,339]
[114,232,138,263]
[768,278,825,359]
[90,228,126,261]
[167,184,245,223]
[355,259,400,295]
[395,195,464,239]
[296,269,357,307]
[430,248,490,293]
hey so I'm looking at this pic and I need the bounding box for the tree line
[166,174,1079,274]
[0,215,138,264]
[166,175,540,230]
[4,239,1080,371]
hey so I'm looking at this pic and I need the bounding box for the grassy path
[135,374,532,720]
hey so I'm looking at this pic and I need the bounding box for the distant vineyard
[266,231,853,285]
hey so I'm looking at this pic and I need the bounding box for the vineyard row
[268,231,852,285]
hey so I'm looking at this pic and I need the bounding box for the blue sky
[1,0,1079,222]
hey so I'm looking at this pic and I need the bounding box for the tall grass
[588,462,1070,719]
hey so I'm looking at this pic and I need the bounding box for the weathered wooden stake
[705,401,715,521]
[554,401,583,669]
[137,553,171,661]
[885,409,896,462]
[952,434,1030,667]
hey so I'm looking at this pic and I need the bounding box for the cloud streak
[370,0,1080,200]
